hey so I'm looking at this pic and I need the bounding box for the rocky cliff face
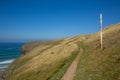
[6,23,120,80]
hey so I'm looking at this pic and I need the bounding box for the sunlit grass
[74,24,120,80]
[6,23,120,80]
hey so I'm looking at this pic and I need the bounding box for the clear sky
[0,0,120,42]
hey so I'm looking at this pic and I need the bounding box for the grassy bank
[48,48,80,80]
[6,23,120,80]
[74,24,120,80]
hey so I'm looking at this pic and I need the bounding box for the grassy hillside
[6,38,80,80]
[6,23,120,80]
[74,23,120,80]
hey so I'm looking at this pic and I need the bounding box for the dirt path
[61,48,83,80]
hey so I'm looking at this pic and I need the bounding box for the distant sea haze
[0,42,24,71]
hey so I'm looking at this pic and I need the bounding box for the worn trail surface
[61,48,83,80]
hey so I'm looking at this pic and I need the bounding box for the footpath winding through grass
[6,23,120,80]
[48,49,80,80]
[61,48,83,80]
[74,24,120,80]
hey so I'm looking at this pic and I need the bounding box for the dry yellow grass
[6,36,80,80]
[6,23,120,80]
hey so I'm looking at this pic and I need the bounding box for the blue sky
[0,0,120,42]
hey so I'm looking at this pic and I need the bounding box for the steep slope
[6,38,80,80]
[6,23,120,80]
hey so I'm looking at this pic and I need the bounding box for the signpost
[100,13,103,49]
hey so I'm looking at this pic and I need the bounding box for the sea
[0,42,24,71]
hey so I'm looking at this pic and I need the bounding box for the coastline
[0,42,24,80]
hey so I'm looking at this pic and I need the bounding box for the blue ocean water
[0,42,24,71]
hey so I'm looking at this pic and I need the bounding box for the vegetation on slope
[6,23,120,80]
[74,23,120,80]
[6,37,79,80]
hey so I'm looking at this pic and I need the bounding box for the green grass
[74,24,120,80]
[6,23,120,80]
[6,38,79,80]
[7,49,80,80]
[48,49,80,80]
